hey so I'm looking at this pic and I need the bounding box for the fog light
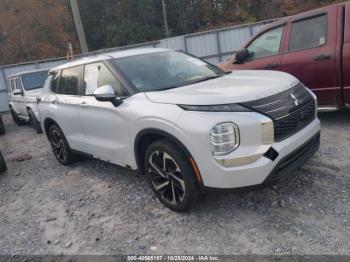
[211,122,239,156]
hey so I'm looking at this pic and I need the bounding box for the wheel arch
[134,129,201,179]
[43,117,60,137]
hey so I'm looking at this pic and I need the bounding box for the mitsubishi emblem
[290,94,299,106]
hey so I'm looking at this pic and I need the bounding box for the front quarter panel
[128,95,188,169]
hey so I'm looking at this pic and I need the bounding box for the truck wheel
[10,108,26,126]
[28,109,43,134]
[48,124,77,165]
[0,115,5,135]
[144,139,199,212]
[0,152,7,174]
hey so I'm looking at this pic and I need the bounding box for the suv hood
[145,70,299,105]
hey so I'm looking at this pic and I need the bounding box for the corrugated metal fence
[0,19,274,112]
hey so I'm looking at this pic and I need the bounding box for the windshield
[113,51,225,92]
[21,71,48,91]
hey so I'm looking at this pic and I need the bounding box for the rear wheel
[28,109,43,134]
[0,152,7,173]
[144,139,199,212]
[48,125,77,165]
[0,115,5,135]
[10,108,26,126]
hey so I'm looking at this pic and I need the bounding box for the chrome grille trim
[242,83,316,141]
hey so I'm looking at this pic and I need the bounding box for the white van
[7,69,48,133]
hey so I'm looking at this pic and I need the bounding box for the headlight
[178,104,251,112]
[211,122,240,156]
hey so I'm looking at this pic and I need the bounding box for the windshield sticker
[187,58,207,66]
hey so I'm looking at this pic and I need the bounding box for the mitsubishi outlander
[38,48,320,211]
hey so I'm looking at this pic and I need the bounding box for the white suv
[7,69,48,133]
[38,48,321,211]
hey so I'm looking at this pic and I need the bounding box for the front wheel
[10,108,26,126]
[0,152,7,173]
[28,109,43,134]
[144,139,199,212]
[0,115,5,135]
[48,125,77,165]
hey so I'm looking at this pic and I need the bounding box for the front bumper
[263,131,319,184]
[197,118,321,189]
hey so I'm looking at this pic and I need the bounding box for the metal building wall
[0,19,274,112]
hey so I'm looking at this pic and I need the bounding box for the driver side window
[15,78,23,92]
[247,26,284,60]
[84,62,124,96]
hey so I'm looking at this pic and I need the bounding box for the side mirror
[13,89,23,96]
[93,85,123,107]
[234,49,250,64]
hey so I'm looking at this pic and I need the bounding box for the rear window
[21,71,48,91]
[15,78,23,91]
[10,79,15,91]
[56,66,82,95]
[289,15,328,51]
[50,71,60,93]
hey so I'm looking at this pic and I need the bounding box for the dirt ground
[0,110,349,255]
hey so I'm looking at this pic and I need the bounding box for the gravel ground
[0,110,349,255]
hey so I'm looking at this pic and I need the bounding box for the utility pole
[69,0,88,53]
[161,0,170,38]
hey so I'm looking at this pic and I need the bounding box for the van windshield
[21,71,48,91]
[113,51,225,92]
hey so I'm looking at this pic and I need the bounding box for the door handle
[314,54,331,61]
[80,101,87,106]
[264,63,278,70]
[52,99,59,105]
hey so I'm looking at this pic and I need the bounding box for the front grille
[242,83,316,141]
[274,99,315,140]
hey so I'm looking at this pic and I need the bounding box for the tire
[144,139,199,212]
[10,108,26,126]
[0,152,7,174]
[0,115,5,135]
[28,109,43,134]
[48,124,77,165]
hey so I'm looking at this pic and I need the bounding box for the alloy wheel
[148,151,186,205]
[50,129,66,162]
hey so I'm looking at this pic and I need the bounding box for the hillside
[0,0,347,65]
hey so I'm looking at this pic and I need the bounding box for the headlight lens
[178,104,251,112]
[211,122,240,156]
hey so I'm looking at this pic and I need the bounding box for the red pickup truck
[219,2,350,110]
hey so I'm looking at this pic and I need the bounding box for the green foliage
[0,0,348,64]
[106,22,163,47]
[79,0,348,51]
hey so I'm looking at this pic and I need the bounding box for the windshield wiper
[160,86,180,91]
[191,75,224,84]
[156,75,224,92]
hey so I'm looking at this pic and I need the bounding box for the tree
[0,0,348,65]
[0,0,79,65]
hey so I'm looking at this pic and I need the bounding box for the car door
[9,79,18,111]
[78,61,131,166]
[50,66,87,152]
[233,25,286,71]
[280,6,340,106]
[14,77,26,116]
[7,79,12,101]
[343,3,350,105]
